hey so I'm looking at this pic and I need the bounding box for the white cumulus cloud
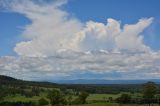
[78,18,153,53]
[0,51,160,80]
[0,0,160,80]
[1,0,82,57]
[0,0,154,57]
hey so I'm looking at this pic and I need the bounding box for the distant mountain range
[1,75,160,84]
[54,79,160,84]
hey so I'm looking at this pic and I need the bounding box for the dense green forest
[1,75,160,106]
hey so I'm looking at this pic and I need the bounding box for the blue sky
[66,0,160,23]
[65,0,160,51]
[0,0,160,80]
[0,0,160,56]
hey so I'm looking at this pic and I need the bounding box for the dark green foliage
[64,84,143,94]
[72,97,82,104]
[2,75,160,106]
[0,75,58,100]
[116,94,131,104]
[67,95,73,106]
[38,98,49,106]
[143,81,157,106]
[72,92,89,104]
[108,97,113,102]
[31,86,40,96]
[0,75,58,88]
[143,81,157,99]
[0,101,36,106]
[79,92,89,104]
[2,75,159,95]
[47,89,67,106]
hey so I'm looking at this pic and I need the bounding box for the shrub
[38,98,49,106]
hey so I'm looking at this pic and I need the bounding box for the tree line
[116,82,160,106]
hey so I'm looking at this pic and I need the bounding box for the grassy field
[3,93,51,106]
[3,93,160,106]
[76,103,114,106]
[4,95,41,102]
[3,93,120,105]
[4,92,159,106]
[75,103,160,106]
[1,75,160,106]
[87,94,120,101]
[3,93,118,102]
[3,92,47,102]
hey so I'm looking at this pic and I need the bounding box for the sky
[0,0,160,81]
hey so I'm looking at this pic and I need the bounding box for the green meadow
[1,75,160,106]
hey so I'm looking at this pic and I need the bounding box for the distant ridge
[0,75,18,81]
[0,75,57,87]
[54,79,160,84]
[1,75,160,84]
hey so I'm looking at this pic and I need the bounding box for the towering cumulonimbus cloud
[1,0,153,57]
[0,0,160,80]
[77,18,153,52]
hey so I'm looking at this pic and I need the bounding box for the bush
[72,92,89,105]
[116,94,131,104]
[38,98,49,106]
[47,89,67,106]
[72,97,82,105]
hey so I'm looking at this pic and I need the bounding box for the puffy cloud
[78,18,153,52]
[0,51,160,80]
[1,0,82,57]
[0,0,154,57]
[14,15,153,57]
[0,0,160,80]
[116,18,153,52]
